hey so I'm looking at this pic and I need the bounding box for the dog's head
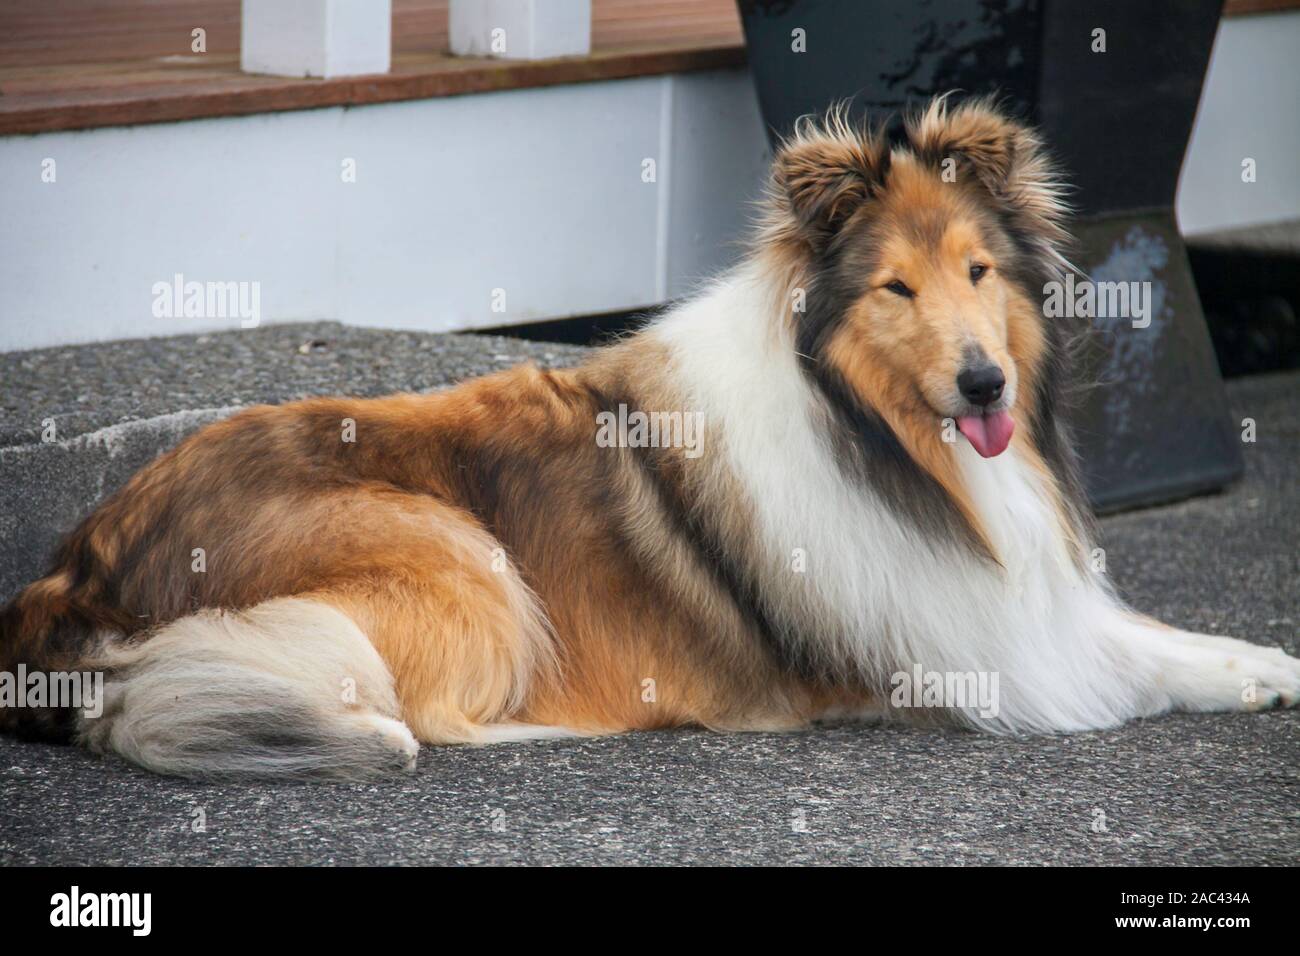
[766,96,1071,460]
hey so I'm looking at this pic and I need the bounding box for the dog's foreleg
[1112,614,1300,716]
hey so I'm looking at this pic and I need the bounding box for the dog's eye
[969,263,988,283]
[885,280,914,299]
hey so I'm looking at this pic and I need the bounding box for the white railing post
[449,0,592,60]
[241,0,392,78]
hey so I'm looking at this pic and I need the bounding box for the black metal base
[736,0,1239,512]
[1070,212,1243,512]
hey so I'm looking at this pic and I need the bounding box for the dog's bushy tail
[2,586,419,780]
[81,598,419,780]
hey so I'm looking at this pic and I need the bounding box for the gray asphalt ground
[0,325,1296,865]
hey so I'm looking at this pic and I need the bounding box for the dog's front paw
[1162,635,1300,713]
[1236,647,1300,710]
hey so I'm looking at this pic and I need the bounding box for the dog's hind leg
[78,490,560,779]
[300,491,560,747]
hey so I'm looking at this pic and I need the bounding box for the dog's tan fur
[9,362,842,743]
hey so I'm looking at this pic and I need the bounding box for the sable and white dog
[3,96,1297,779]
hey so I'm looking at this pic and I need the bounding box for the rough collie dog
[3,97,1297,779]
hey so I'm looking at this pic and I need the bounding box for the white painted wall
[0,70,768,352]
[1175,10,1300,236]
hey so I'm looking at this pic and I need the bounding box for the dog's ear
[771,108,889,250]
[907,95,1070,263]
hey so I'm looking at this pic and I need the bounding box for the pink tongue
[956,411,1015,458]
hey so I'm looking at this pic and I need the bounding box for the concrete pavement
[1,325,1295,865]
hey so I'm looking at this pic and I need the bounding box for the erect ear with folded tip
[772,112,889,251]
[906,96,1070,256]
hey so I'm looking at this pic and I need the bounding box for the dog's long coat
[3,97,1297,778]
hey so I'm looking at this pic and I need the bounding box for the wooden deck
[0,1,1281,136]
[0,0,745,134]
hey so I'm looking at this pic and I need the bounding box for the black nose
[957,364,1005,407]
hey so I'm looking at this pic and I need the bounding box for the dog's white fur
[654,259,1300,732]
